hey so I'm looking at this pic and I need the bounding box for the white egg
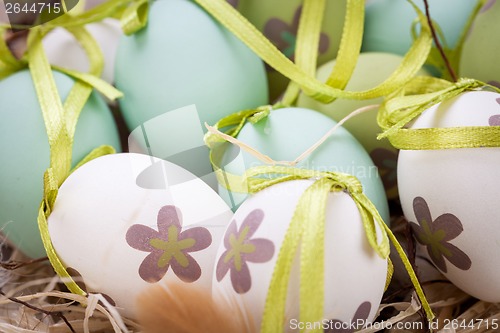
[48,153,233,318]
[398,91,500,301]
[212,179,387,331]
[43,19,121,83]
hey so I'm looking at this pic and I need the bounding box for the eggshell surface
[398,91,500,302]
[114,0,268,131]
[363,0,476,56]
[212,179,387,330]
[460,0,500,88]
[48,153,233,317]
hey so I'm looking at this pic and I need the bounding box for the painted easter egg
[212,179,387,331]
[297,52,430,199]
[47,153,233,318]
[235,0,345,100]
[398,91,500,302]
[114,0,267,185]
[43,18,121,84]
[460,0,500,88]
[363,0,476,57]
[0,69,121,258]
[114,0,268,133]
[217,107,389,223]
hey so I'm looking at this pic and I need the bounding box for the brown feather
[136,283,255,333]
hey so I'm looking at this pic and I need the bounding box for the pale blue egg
[217,107,390,223]
[0,69,121,258]
[115,0,268,184]
[363,0,476,56]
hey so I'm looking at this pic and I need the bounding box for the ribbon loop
[324,171,363,194]
[194,0,433,103]
[121,0,150,35]
[204,104,283,149]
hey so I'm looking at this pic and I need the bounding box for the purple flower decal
[226,0,239,8]
[488,81,500,89]
[325,301,372,332]
[489,97,500,126]
[126,205,212,283]
[370,148,398,193]
[410,197,471,273]
[216,209,274,294]
[264,6,329,62]
[481,0,497,12]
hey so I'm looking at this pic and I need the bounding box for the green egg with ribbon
[297,52,430,199]
[215,107,390,224]
[363,0,476,71]
[234,0,345,100]
[460,0,500,88]
[0,69,121,258]
[114,0,268,182]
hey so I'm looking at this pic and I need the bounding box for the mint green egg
[0,70,121,258]
[115,0,268,130]
[363,0,476,57]
[297,53,429,199]
[115,0,267,184]
[218,107,389,223]
[236,0,346,100]
[459,0,500,86]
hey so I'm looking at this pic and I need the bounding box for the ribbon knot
[204,103,283,149]
[323,171,363,194]
[247,105,271,124]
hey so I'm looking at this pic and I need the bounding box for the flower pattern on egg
[264,6,329,63]
[126,205,212,283]
[488,97,500,126]
[226,0,239,8]
[370,148,398,193]
[481,0,497,13]
[409,197,471,273]
[325,301,372,332]
[216,209,275,294]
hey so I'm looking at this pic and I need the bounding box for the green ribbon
[204,104,284,149]
[377,76,500,150]
[193,0,432,104]
[218,166,433,333]
[0,2,130,296]
[120,0,150,35]
[282,0,364,106]
[26,24,120,296]
[281,0,326,106]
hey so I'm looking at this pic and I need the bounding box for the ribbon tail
[37,195,86,297]
[382,223,435,322]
